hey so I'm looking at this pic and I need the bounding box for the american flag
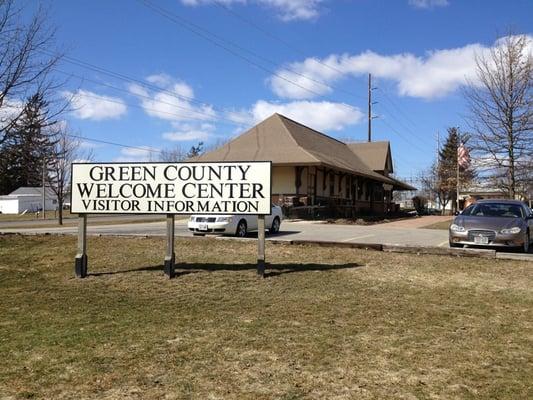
[458,142,470,169]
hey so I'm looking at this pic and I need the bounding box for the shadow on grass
[90,262,362,278]
[202,230,301,239]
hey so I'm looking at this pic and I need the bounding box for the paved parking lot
[0,218,450,247]
[3,217,532,259]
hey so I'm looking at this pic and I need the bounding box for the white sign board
[71,162,272,215]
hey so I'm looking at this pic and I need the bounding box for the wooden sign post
[74,214,88,278]
[257,215,266,277]
[164,214,176,278]
[71,162,271,279]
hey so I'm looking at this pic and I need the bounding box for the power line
[139,0,367,102]
[68,134,163,154]
[46,3,422,156]
[376,101,434,148]
[378,84,421,130]
[42,3,431,156]
[54,68,248,127]
[70,90,218,125]
[212,0,362,85]
[212,0,438,152]
[40,49,214,110]
[139,0,436,156]
[378,118,428,154]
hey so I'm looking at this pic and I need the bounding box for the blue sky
[36,0,533,178]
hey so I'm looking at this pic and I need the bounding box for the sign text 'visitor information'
[71,162,272,215]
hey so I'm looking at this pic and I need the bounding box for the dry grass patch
[421,219,453,230]
[0,235,532,399]
[0,209,76,222]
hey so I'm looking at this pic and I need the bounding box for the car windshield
[462,203,524,218]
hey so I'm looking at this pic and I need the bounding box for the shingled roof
[347,141,392,173]
[196,113,394,184]
[9,187,56,197]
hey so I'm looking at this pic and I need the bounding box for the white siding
[0,198,20,214]
[0,195,57,214]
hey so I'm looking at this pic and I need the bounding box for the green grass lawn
[1,235,532,399]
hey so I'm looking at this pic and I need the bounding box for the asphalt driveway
[0,218,450,247]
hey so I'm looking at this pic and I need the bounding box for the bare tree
[420,163,451,214]
[465,34,533,199]
[159,144,186,162]
[46,126,92,225]
[0,0,62,144]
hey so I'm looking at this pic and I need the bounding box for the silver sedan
[449,199,533,253]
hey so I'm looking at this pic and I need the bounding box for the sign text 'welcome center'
[71,162,272,214]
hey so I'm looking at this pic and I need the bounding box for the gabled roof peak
[273,113,347,146]
[196,113,394,183]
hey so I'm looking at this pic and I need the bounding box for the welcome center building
[195,113,415,218]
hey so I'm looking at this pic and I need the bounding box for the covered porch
[271,165,411,218]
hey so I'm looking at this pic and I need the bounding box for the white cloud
[79,140,103,149]
[0,98,23,130]
[408,0,449,9]
[180,0,323,21]
[114,146,160,162]
[162,122,214,141]
[128,76,216,122]
[229,100,364,131]
[269,36,533,100]
[145,73,175,87]
[65,90,127,120]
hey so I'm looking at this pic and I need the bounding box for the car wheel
[523,231,530,253]
[269,217,280,234]
[235,220,247,237]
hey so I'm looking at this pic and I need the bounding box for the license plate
[198,223,208,231]
[474,236,489,245]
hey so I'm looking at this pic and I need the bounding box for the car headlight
[501,227,521,234]
[216,216,232,223]
[450,224,465,232]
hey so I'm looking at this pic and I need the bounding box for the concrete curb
[290,239,383,251]
[495,253,533,262]
[214,236,527,261]
[2,231,531,262]
[382,244,497,258]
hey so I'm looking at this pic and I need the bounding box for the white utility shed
[0,187,57,214]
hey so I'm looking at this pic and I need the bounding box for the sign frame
[70,160,273,216]
[71,160,272,279]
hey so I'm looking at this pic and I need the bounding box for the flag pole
[456,156,460,213]
[456,134,460,213]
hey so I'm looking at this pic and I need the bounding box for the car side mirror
[527,215,533,220]
[454,211,460,216]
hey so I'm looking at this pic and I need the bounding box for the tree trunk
[58,200,63,225]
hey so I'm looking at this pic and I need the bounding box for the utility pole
[434,131,440,211]
[368,73,372,142]
[456,132,460,214]
[367,73,378,142]
[42,158,46,219]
